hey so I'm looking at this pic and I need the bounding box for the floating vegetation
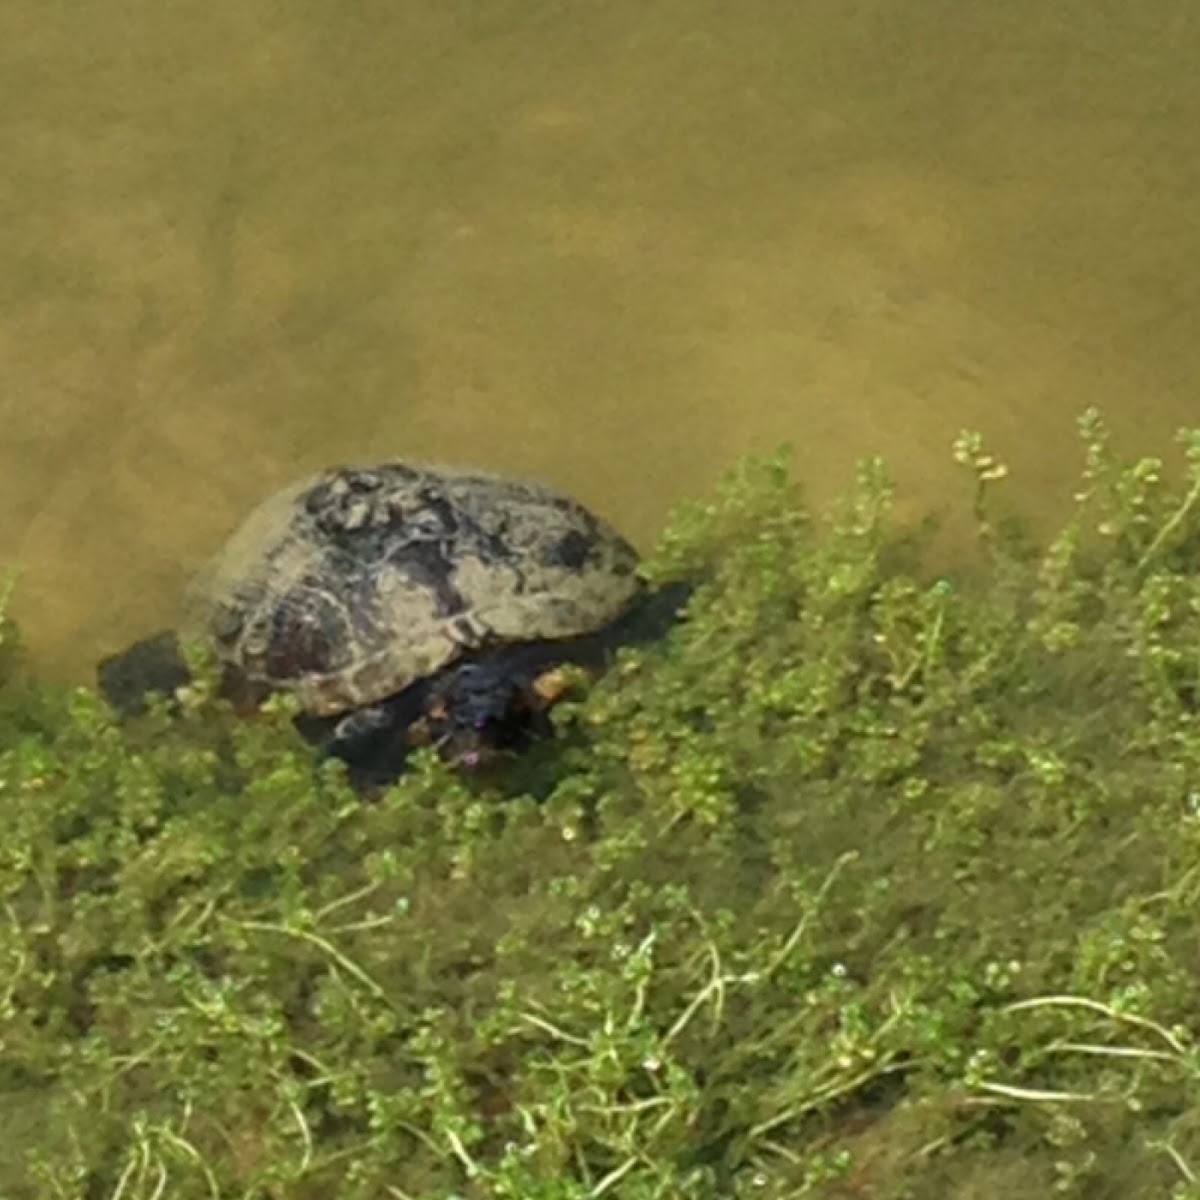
[4,411,1200,1197]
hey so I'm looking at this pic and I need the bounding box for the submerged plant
[4,414,1200,1197]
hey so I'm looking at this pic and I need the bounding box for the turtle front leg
[304,684,430,784]
[329,703,395,754]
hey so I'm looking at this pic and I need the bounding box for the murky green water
[3,0,1199,680]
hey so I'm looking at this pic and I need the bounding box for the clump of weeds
[5,410,1200,1197]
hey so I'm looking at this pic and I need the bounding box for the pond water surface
[3,0,1199,679]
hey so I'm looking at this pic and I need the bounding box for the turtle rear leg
[97,630,190,717]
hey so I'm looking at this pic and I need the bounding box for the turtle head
[422,661,556,770]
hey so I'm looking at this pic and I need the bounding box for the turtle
[98,461,680,780]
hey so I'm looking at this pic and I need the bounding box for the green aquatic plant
[5,412,1200,1196]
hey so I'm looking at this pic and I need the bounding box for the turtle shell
[182,462,641,717]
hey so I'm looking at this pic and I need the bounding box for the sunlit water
[3,0,1198,680]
